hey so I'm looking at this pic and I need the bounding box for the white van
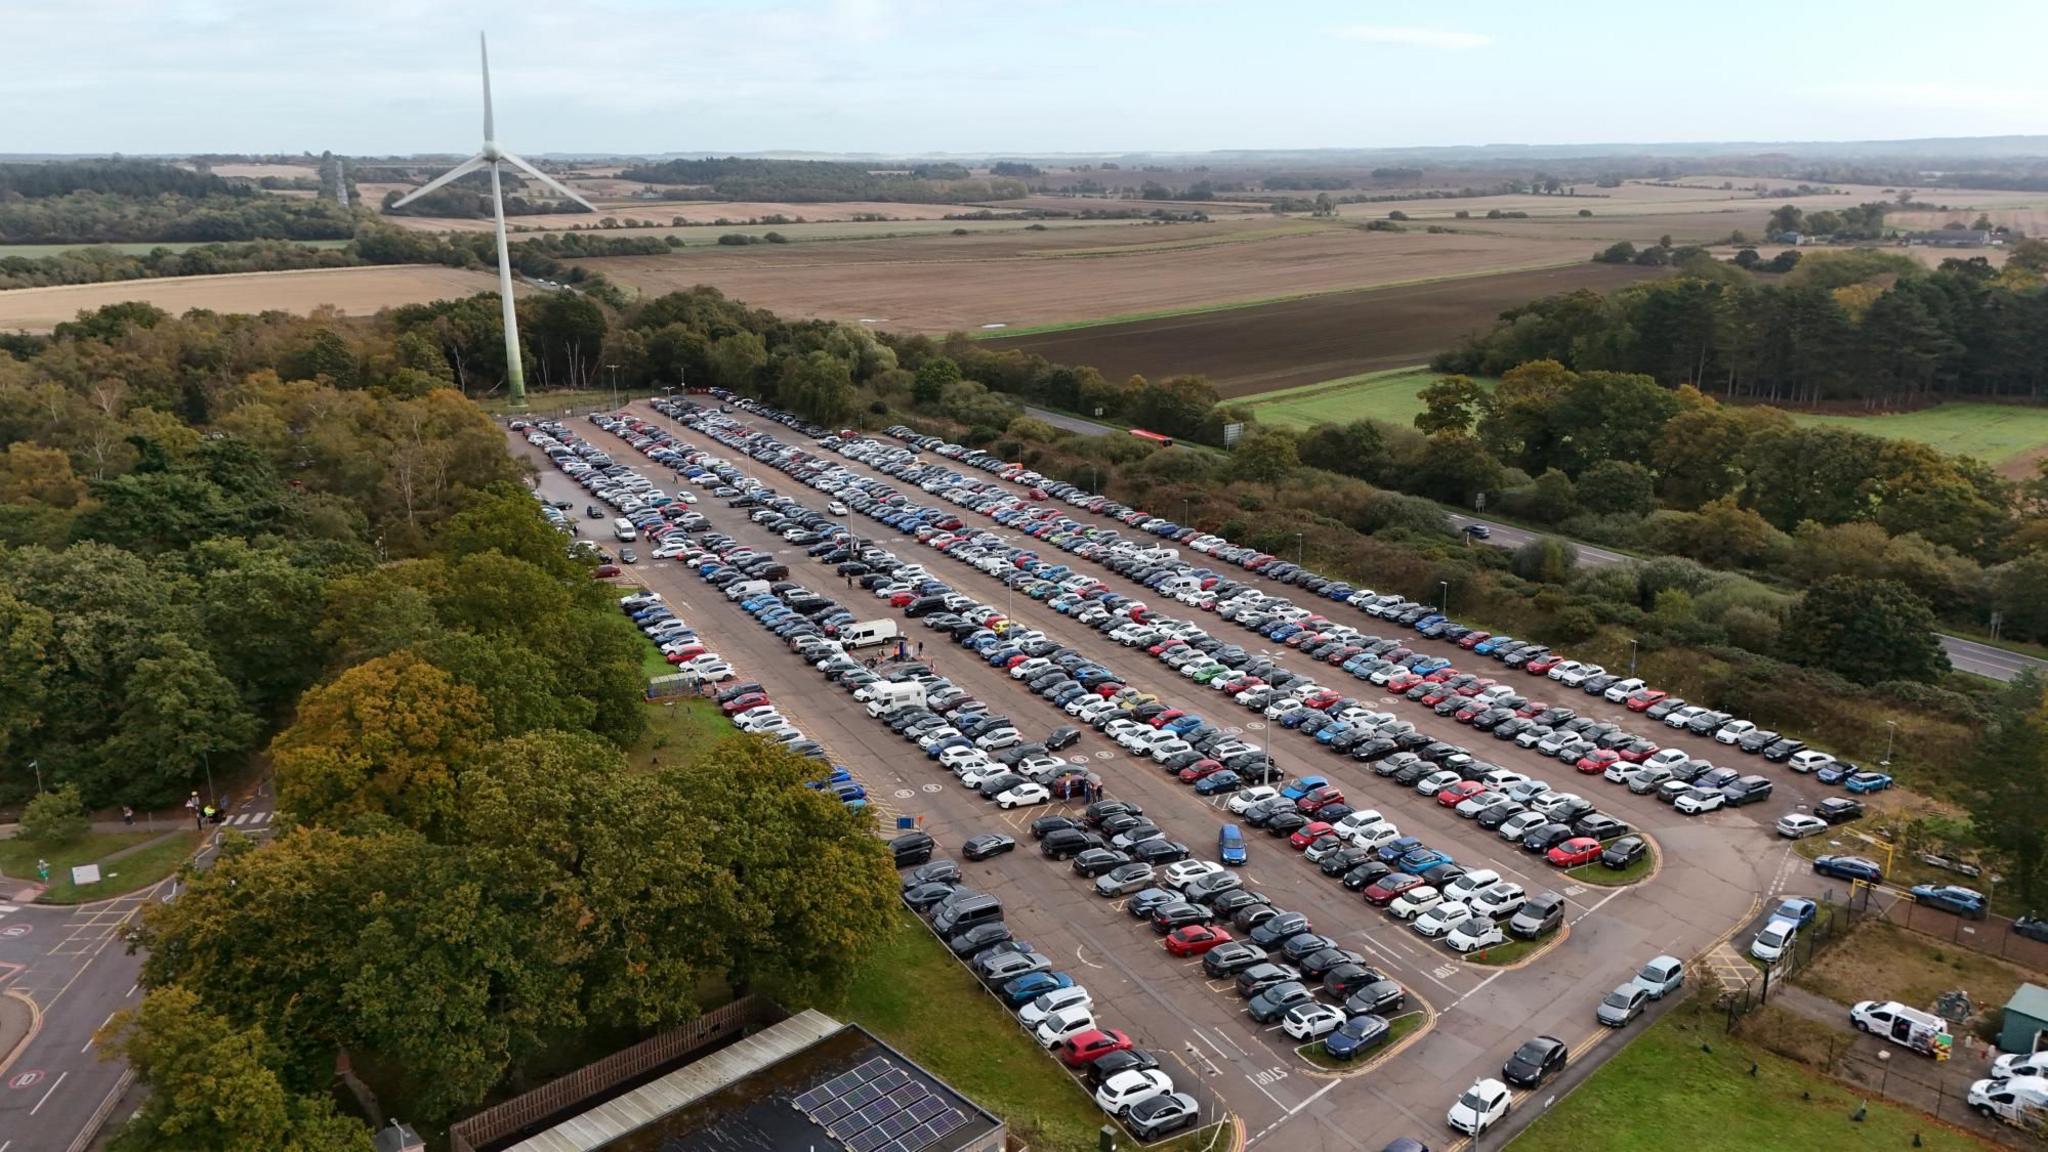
[1969,1075,2048,1128]
[725,579,770,601]
[839,619,899,650]
[612,518,638,542]
[1851,1001,1951,1055]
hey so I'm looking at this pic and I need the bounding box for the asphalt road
[0,802,275,1152]
[1015,411,2040,683]
[544,408,1823,1150]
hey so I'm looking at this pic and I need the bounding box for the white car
[1546,661,1589,683]
[1664,705,1710,729]
[1262,698,1304,721]
[959,764,1005,789]
[1447,1077,1511,1135]
[1775,813,1827,839]
[996,782,1051,809]
[1528,791,1582,816]
[1228,786,1279,814]
[828,501,849,515]
[1470,882,1526,919]
[1094,1068,1173,1116]
[941,746,990,771]
[1750,920,1797,964]
[1412,901,1477,938]
[1018,985,1092,1028]
[1446,918,1508,954]
[1331,810,1387,838]
[1675,787,1725,814]
[1345,822,1402,853]
[1788,750,1837,774]
[733,709,787,732]
[1444,869,1502,904]
[1280,1002,1347,1041]
[1416,769,1462,796]
[1602,677,1646,703]
[1388,885,1444,921]
[1034,1005,1098,1048]
[1163,860,1224,889]
[1556,663,1605,688]
[1714,720,1756,746]
[689,661,736,682]
[975,727,1022,752]
[1644,748,1692,771]
[1499,811,1549,841]
[1016,756,1068,782]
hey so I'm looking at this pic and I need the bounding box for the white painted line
[28,1070,66,1115]
[125,983,137,998]
[1567,885,1627,926]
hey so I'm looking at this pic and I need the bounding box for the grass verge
[1570,846,1656,886]
[627,697,732,774]
[0,829,200,902]
[831,909,1105,1152]
[1244,367,1473,430]
[479,388,635,416]
[1508,1000,1988,1152]
[1145,1120,1232,1152]
[1465,935,1548,966]
[1294,1010,1427,1070]
[1793,917,2029,1025]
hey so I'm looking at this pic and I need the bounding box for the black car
[1521,822,1576,853]
[1132,838,1192,865]
[1031,814,1083,840]
[1045,725,1082,751]
[1265,812,1311,838]
[947,921,1012,955]
[1811,854,1885,885]
[1476,802,1527,831]
[1816,797,1865,824]
[1085,799,1143,825]
[1072,848,1132,877]
[1299,947,1364,979]
[1342,977,1406,1016]
[1210,889,1269,918]
[1761,737,1806,763]
[1129,888,1180,919]
[1086,1047,1162,1089]
[1601,836,1647,869]
[1234,962,1301,997]
[963,833,1016,861]
[901,881,959,911]
[1151,902,1214,934]
[1250,911,1313,948]
[1342,860,1394,891]
[1318,846,1377,877]
[903,859,962,888]
[1574,813,1631,842]
[2013,915,2048,944]
[1281,933,1339,963]
[1502,1035,1568,1087]
[1232,902,1283,931]
[1320,963,1380,999]
[1039,828,1101,860]
[1721,775,1774,806]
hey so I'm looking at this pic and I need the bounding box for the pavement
[1024,406,1117,437]
[534,407,1820,1151]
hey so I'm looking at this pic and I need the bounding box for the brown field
[193,162,321,181]
[573,217,1592,334]
[1892,206,2048,235]
[973,194,1271,215]
[987,262,1666,396]
[0,265,510,332]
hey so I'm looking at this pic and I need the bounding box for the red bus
[1129,428,1175,447]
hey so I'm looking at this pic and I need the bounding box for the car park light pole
[1439,580,1449,614]
[1881,720,1895,767]
[1294,532,1305,568]
[1628,638,1639,676]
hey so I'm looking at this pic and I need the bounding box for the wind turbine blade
[498,151,597,212]
[389,153,491,208]
[480,31,495,142]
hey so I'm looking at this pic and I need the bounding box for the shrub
[1550,606,1600,642]
[21,783,89,844]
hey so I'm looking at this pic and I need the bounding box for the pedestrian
[122,804,134,826]
[917,641,925,658]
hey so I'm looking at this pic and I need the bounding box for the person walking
[121,804,134,826]
[187,791,202,829]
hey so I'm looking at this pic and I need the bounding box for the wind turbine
[391,33,593,408]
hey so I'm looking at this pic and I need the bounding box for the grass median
[1294,1010,1427,1070]
[1569,845,1656,886]
[1508,1000,1987,1152]
[1465,935,1550,966]
[0,829,201,902]
[832,909,1106,1152]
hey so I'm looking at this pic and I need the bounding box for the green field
[832,910,1107,1152]
[1242,367,1464,430]
[0,239,353,258]
[1510,1001,1986,1152]
[1247,368,2047,466]
[0,828,200,902]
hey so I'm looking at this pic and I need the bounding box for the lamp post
[1882,720,1896,767]
[606,362,620,410]
[1183,497,1192,527]
[1295,532,1305,568]
[1628,638,1639,677]
[1439,580,1449,614]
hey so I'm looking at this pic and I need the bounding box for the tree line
[615,156,1027,203]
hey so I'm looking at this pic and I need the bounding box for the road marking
[1075,944,1105,969]
[28,1071,65,1115]
[125,983,137,998]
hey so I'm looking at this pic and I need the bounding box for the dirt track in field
[985,262,1668,396]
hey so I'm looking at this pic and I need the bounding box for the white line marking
[28,1071,66,1115]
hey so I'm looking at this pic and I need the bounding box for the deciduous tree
[1781,576,1945,686]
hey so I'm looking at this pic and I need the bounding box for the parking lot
[517,404,1824,1150]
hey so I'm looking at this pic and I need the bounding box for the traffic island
[1465,921,1571,968]
[1293,1009,1430,1074]
[1568,836,1660,887]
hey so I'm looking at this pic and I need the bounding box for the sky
[9,0,2048,156]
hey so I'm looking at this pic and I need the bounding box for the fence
[1827,1040,2026,1141]
[1852,884,2048,969]
[1718,899,1853,1027]
[447,996,774,1152]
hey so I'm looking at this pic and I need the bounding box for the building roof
[2006,983,2048,1021]
[504,1011,1000,1152]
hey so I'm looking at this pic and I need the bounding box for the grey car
[1094,862,1158,897]
[1596,983,1649,1026]
[1508,891,1566,939]
[1247,981,1315,1023]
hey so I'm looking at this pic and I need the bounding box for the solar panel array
[791,1056,970,1152]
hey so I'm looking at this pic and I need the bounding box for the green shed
[1998,983,2048,1053]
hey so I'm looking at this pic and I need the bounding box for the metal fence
[1831,1039,2036,1143]
[1852,884,2048,969]
[1718,900,1853,1026]
[448,996,773,1152]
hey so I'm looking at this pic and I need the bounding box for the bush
[1577,208,1593,217]
[1551,606,1600,642]
[716,233,759,246]
[763,231,788,243]
[20,783,89,844]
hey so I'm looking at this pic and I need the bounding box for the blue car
[1770,897,1818,929]
[1812,854,1884,885]
[1910,884,1987,919]
[1473,634,1514,656]
[1411,614,1446,632]
[1282,776,1330,801]
[1844,771,1893,794]
[1411,656,1452,676]
[1194,770,1243,796]
[999,970,1073,1007]
[1165,716,1205,737]
[1814,762,1850,785]
[1397,847,1453,875]
[1219,824,1248,866]
[1377,835,1425,863]
[1322,1014,1391,1060]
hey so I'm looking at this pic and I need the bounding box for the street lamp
[1295,532,1305,568]
[606,363,621,409]
[1882,720,1896,767]
[1438,580,1449,614]
[1183,497,1192,527]
[1628,638,1639,677]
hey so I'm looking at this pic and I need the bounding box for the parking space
[526,404,1800,1150]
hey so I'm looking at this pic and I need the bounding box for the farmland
[575,216,1597,336]
[988,261,1663,396]
[0,264,509,332]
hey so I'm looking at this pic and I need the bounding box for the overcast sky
[11,0,2047,155]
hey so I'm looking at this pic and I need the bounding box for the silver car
[1597,983,1649,1026]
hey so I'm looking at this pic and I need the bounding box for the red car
[1437,781,1488,807]
[1524,654,1563,675]
[1288,821,1336,850]
[1615,739,1662,764]
[592,564,622,578]
[1364,873,1425,906]
[1419,686,1458,707]
[1625,689,1669,712]
[1297,786,1344,814]
[1575,749,1621,774]
[1385,672,1424,693]
[1547,837,1603,868]
[719,692,769,714]
[1459,631,1492,649]
[1454,678,1497,698]
[1302,689,1341,710]
[1149,709,1187,730]
[1454,701,1489,723]
[665,645,710,664]
[1058,1028,1134,1066]
[1163,925,1234,957]
[1515,700,1550,718]
[1177,759,1226,783]
[1093,682,1126,698]
[889,592,916,608]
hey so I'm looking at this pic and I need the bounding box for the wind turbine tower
[390,34,593,408]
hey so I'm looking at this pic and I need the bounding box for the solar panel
[814,1098,858,1125]
[843,1083,886,1110]
[794,1058,890,1113]
[905,1096,947,1124]
[849,1128,892,1152]
[877,1112,920,1140]
[853,1099,896,1129]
